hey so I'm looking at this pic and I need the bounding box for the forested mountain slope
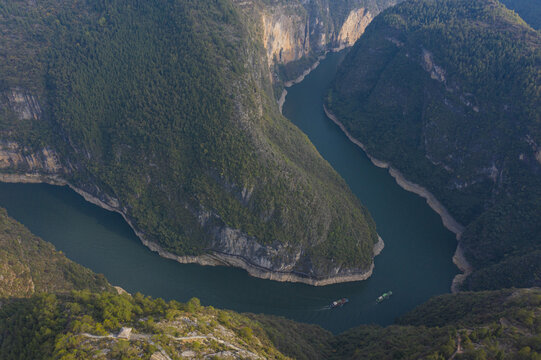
[0,207,111,297]
[500,0,541,30]
[331,288,541,359]
[2,286,539,359]
[0,0,397,284]
[326,0,541,290]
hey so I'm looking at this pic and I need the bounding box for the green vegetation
[0,0,379,278]
[329,288,541,359]
[0,207,110,297]
[327,0,541,290]
[246,313,332,360]
[2,286,540,359]
[0,292,293,360]
[500,0,541,29]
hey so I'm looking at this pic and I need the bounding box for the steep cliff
[327,0,541,290]
[237,0,401,86]
[0,0,383,284]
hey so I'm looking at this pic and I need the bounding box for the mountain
[2,286,540,359]
[0,292,299,360]
[0,0,411,284]
[0,207,111,297]
[330,288,541,359]
[326,0,541,290]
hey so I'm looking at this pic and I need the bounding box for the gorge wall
[233,0,400,84]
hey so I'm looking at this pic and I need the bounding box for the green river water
[0,51,458,334]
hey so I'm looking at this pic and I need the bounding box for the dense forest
[327,0,541,290]
[0,0,379,280]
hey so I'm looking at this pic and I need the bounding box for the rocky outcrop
[0,142,62,174]
[5,88,42,121]
[421,49,446,83]
[244,0,393,84]
[261,7,310,64]
[0,88,62,174]
[337,8,374,47]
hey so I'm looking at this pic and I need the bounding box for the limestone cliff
[0,141,62,174]
[337,8,374,47]
[234,0,399,84]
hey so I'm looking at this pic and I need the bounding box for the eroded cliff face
[0,88,64,176]
[0,141,62,174]
[240,0,394,84]
[261,6,310,64]
[260,4,374,67]
[6,88,42,121]
[337,8,374,47]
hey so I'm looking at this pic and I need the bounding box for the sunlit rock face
[251,0,393,71]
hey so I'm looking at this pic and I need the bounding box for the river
[0,51,458,334]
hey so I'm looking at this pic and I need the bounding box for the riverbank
[277,46,347,114]
[323,106,472,291]
[0,171,384,286]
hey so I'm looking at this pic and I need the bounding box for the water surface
[0,51,458,334]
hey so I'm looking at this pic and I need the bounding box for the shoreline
[323,106,472,292]
[0,172,384,286]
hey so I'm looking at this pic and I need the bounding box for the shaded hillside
[0,0,380,283]
[327,0,541,290]
[331,288,541,359]
[0,207,110,297]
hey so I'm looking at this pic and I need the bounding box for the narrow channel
[0,51,457,334]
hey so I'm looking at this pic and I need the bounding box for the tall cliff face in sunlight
[232,0,400,84]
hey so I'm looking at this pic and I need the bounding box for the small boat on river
[330,298,349,308]
[376,291,393,303]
